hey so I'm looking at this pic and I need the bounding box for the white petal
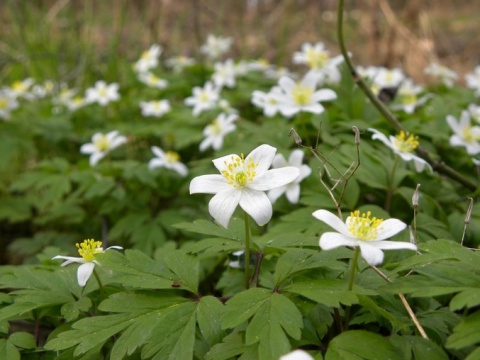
[285,184,300,203]
[278,76,296,92]
[151,146,165,158]
[298,164,312,181]
[239,188,272,226]
[311,89,337,102]
[148,158,165,170]
[172,162,189,177]
[52,256,85,266]
[319,232,358,250]
[288,149,304,167]
[267,186,286,204]
[80,144,96,154]
[312,210,351,237]
[272,154,288,168]
[212,154,240,173]
[246,144,277,175]
[208,188,241,228]
[90,152,105,166]
[375,219,407,240]
[190,175,229,194]
[249,167,300,191]
[358,243,384,266]
[369,240,417,251]
[77,262,96,287]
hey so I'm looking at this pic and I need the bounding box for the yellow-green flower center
[462,126,480,143]
[0,98,8,110]
[394,131,419,152]
[141,50,153,61]
[208,119,222,135]
[199,91,210,102]
[400,91,417,105]
[93,135,110,152]
[12,81,28,92]
[348,210,383,240]
[292,85,313,106]
[305,49,329,69]
[76,239,103,262]
[165,151,180,163]
[221,154,258,189]
[97,87,108,98]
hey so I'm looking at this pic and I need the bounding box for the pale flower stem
[344,247,360,330]
[93,268,106,300]
[385,156,399,212]
[244,211,251,290]
[371,266,429,339]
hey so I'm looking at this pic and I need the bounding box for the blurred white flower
[446,111,480,155]
[199,113,237,151]
[148,146,188,177]
[133,44,162,73]
[8,78,35,100]
[52,239,122,287]
[0,90,19,120]
[165,55,196,73]
[80,130,127,166]
[251,86,283,117]
[313,209,416,266]
[369,128,432,172]
[184,81,220,116]
[212,59,237,88]
[293,42,344,83]
[468,103,480,123]
[391,79,432,114]
[200,34,232,60]
[280,349,314,360]
[85,81,120,106]
[264,66,296,80]
[372,67,405,89]
[137,71,168,89]
[424,62,457,87]
[140,100,171,118]
[465,65,480,96]
[190,144,300,228]
[268,149,312,204]
[274,72,337,118]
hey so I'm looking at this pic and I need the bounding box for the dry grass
[0,0,478,84]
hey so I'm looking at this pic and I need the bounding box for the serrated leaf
[8,332,36,349]
[222,288,271,329]
[61,297,92,322]
[83,176,116,199]
[205,332,251,360]
[390,334,448,360]
[0,197,31,222]
[357,295,409,333]
[446,311,480,350]
[163,250,199,294]
[325,330,401,360]
[173,219,242,241]
[197,296,226,346]
[450,289,480,311]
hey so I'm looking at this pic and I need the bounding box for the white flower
[133,44,162,73]
[140,100,171,118]
[200,34,232,59]
[372,67,405,89]
[189,144,300,228]
[369,128,432,172]
[8,78,35,100]
[280,349,314,360]
[137,71,168,89]
[465,66,480,96]
[165,55,196,73]
[200,113,237,151]
[468,103,480,123]
[391,79,432,114]
[275,72,337,118]
[80,130,127,166]
[264,66,296,80]
[268,149,312,204]
[52,239,122,287]
[212,59,237,88]
[313,209,416,266]
[85,81,120,106]
[0,90,19,120]
[292,42,344,83]
[184,81,220,117]
[424,62,457,87]
[251,86,283,117]
[446,111,480,155]
[148,146,188,177]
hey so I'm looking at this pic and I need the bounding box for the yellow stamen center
[0,98,8,109]
[76,239,103,262]
[394,131,419,152]
[305,49,329,69]
[93,135,110,152]
[221,154,258,189]
[400,91,417,105]
[12,81,27,92]
[208,119,222,135]
[199,91,210,102]
[347,210,383,241]
[165,151,180,163]
[462,126,480,143]
[292,85,313,106]
[97,87,108,98]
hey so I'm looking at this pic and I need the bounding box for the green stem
[385,156,399,212]
[244,211,251,290]
[347,247,360,291]
[93,268,106,299]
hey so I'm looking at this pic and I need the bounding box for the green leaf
[245,293,303,360]
[163,250,199,294]
[0,339,20,360]
[325,330,401,360]
[173,219,243,241]
[446,311,480,350]
[61,297,92,322]
[8,332,36,349]
[357,295,409,333]
[222,288,271,329]
[205,332,252,360]
[197,296,226,346]
[390,334,448,360]
[83,176,116,199]
[450,289,480,311]
[0,197,31,223]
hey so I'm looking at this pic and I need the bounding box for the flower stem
[93,268,106,299]
[244,211,251,290]
[385,156,399,212]
[347,247,360,291]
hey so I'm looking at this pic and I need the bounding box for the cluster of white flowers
[446,110,480,160]
[465,65,480,96]
[424,62,458,87]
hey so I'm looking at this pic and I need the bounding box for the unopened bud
[465,197,473,224]
[352,126,360,145]
[412,184,421,208]
[289,128,302,145]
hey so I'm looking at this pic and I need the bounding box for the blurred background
[0,0,479,85]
